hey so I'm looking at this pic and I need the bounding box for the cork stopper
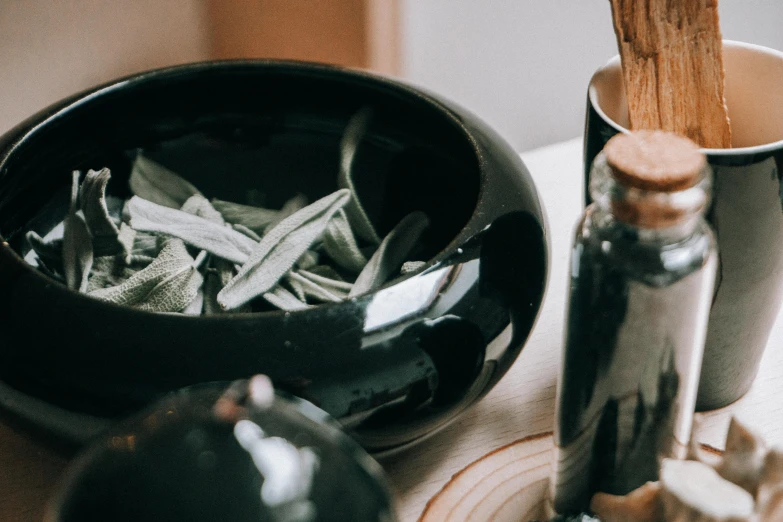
[604,130,706,192]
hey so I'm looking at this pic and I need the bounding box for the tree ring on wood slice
[418,432,724,522]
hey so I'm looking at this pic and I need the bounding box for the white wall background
[401,0,783,152]
[2,1,780,153]
[0,1,209,134]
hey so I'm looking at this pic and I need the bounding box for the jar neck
[590,206,703,243]
[589,153,711,241]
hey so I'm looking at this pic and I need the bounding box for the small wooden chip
[660,458,754,521]
[609,0,731,148]
[716,416,768,496]
[591,482,664,522]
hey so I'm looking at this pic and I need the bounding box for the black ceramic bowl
[0,61,548,454]
[45,378,397,522]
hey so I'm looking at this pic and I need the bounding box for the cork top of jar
[604,130,706,192]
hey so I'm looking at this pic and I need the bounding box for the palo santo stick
[608,0,732,148]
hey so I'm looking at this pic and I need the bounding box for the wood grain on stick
[609,0,731,148]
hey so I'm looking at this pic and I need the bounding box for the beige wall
[0,1,210,133]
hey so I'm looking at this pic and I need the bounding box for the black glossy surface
[46,382,396,522]
[553,206,716,512]
[585,97,783,411]
[0,61,548,453]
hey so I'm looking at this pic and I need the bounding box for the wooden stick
[608,0,731,148]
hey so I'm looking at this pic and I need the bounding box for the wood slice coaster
[419,432,723,522]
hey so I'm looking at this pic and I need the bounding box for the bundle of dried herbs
[24,112,430,315]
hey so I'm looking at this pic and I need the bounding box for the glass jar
[551,132,718,514]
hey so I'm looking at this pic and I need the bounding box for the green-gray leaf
[128,229,162,264]
[90,239,203,313]
[182,287,204,315]
[181,194,225,225]
[296,250,319,270]
[212,199,279,234]
[286,275,307,302]
[287,271,345,303]
[263,285,310,311]
[338,107,380,244]
[323,209,367,273]
[117,223,136,263]
[297,268,353,293]
[63,171,94,292]
[264,193,308,232]
[203,257,245,315]
[80,168,121,256]
[134,264,204,313]
[349,211,429,297]
[401,261,427,275]
[26,231,62,267]
[86,255,143,293]
[232,223,262,242]
[129,154,202,208]
[127,196,256,264]
[217,189,351,310]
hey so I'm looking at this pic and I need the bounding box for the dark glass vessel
[46,378,397,522]
[552,147,717,512]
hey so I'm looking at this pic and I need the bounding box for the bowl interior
[0,62,481,286]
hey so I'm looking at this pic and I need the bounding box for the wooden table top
[383,138,783,521]
[2,138,782,521]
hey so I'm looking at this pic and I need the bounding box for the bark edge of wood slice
[418,432,724,522]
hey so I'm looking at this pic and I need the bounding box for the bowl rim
[0,59,491,320]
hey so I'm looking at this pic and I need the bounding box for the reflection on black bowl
[46,379,397,522]
[0,61,548,454]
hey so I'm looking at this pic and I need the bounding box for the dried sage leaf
[129,154,202,208]
[63,171,94,292]
[349,211,429,297]
[90,239,201,312]
[134,263,204,313]
[128,230,162,265]
[202,255,253,315]
[305,264,346,281]
[182,287,205,316]
[117,223,137,262]
[26,231,63,267]
[263,285,310,311]
[296,250,319,270]
[323,209,367,273]
[26,231,65,280]
[287,271,344,303]
[232,223,262,242]
[286,275,307,302]
[338,107,380,244]
[127,196,256,264]
[264,193,309,232]
[181,194,225,225]
[80,168,121,256]
[297,268,353,293]
[36,258,66,282]
[203,257,243,315]
[212,199,279,234]
[86,255,142,293]
[401,261,427,275]
[217,189,351,310]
